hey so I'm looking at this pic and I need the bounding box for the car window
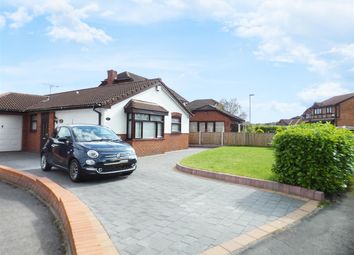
[57,127,71,139]
[72,126,120,142]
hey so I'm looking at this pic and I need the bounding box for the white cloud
[5,7,32,28]
[91,0,352,73]
[298,82,350,102]
[0,15,5,28]
[1,0,353,67]
[47,9,111,43]
[328,44,354,59]
[2,0,111,43]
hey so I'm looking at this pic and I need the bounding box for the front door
[40,112,49,149]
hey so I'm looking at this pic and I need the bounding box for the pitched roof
[277,116,303,125]
[166,87,189,105]
[0,92,47,112]
[117,71,147,82]
[26,79,165,111]
[100,71,147,86]
[187,99,219,111]
[1,71,191,116]
[197,104,245,122]
[314,93,354,107]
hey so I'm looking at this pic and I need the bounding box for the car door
[51,127,73,168]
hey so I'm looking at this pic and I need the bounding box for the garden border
[176,164,324,201]
[0,165,119,255]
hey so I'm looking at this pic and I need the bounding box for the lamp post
[249,94,255,124]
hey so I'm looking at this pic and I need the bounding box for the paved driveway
[1,149,305,255]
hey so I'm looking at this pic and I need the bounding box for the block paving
[23,148,308,255]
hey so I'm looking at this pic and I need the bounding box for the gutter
[92,104,102,125]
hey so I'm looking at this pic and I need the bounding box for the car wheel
[69,159,82,182]
[41,154,52,171]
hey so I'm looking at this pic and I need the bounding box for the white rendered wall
[102,87,189,134]
[55,109,99,127]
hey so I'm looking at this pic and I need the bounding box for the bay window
[127,113,164,139]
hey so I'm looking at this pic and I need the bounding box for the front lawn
[180,146,275,180]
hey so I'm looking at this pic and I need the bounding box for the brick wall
[23,112,55,153]
[337,97,354,126]
[128,133,189,156]
[190,111,235,132]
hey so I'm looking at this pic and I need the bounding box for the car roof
[57,124,106,129]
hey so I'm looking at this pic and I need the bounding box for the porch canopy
[124,99,168,116]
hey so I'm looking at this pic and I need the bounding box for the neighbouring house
[187,99,245,132]
[0,70,191,156]
[302,93,354,129]
[276,116,303,126]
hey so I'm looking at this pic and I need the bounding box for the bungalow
[0,70,191,156]
[302,92,354,129]
[276,116,303,126]
[187,99,245,132]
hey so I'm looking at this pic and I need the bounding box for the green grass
[180,146,276,180]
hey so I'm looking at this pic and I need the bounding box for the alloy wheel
[70,161,79,181]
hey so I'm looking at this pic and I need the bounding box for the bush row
[246,125,286,134]
[272,123,354,194]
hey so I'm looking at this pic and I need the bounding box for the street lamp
[249,94,255,124]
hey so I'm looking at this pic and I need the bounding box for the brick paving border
[176,164,324,201]
[0,165,118,255]
[175,164,322,255]
[200,200,319,255]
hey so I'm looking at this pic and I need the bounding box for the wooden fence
[189,132,274,147]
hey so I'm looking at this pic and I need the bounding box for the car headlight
[87,150,99,158]
[128,148,137,159]
[128,148,136,155]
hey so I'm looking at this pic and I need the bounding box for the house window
[326,106,334,114]
[207,122,214,132]
[189,122,198,132]
[199,122,206,132]
[127,113,164,139]
[30,114,37,131]
[171,116,181,133]
[215,122,225,132]
[314,108,322,115]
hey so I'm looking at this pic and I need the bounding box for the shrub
[246,125,285,133]
[272,123,354,194]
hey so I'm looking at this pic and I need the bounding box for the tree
[219,98,247,119]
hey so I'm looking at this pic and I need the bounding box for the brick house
[302,93,354,128]
[187,99,244,132]
[0,70,191,156]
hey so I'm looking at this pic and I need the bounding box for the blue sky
[0,0,353,123]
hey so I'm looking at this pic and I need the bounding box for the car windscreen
[72,126,121,142]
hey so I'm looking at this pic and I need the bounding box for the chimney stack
[106,69,117,85]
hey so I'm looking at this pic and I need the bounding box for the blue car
[40,124,137,182]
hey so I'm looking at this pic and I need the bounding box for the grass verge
[180,146,276,180]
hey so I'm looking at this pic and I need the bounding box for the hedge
[272,123,354,194]
[246,125,286,134]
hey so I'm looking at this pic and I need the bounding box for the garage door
[0,115,23,152]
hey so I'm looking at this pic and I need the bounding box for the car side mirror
[58,137,72,144]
